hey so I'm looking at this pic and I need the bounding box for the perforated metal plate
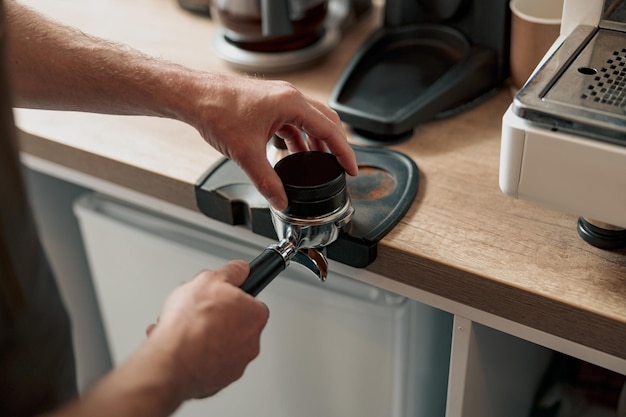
[512,25,626,145]
[546,29,626,116]
[580,47,626,109]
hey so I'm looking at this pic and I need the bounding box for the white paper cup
[509,0,563,88]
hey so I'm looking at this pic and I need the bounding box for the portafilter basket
[240,151,354,296]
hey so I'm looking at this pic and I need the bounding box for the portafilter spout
[241,151,354,297]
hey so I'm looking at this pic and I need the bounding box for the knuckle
[272,80,301,99]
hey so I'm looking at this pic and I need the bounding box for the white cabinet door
[74,193,453,417]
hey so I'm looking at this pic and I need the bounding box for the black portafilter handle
[241,248,287,297]
[241,151,347,297]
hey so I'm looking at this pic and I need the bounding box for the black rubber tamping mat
[329,24,499,141]
[195,145,419,267]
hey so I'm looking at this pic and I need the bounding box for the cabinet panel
[24,169,111,392]
[446,316,553,417]
[74,192,453,417]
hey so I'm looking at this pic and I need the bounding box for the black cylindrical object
[242,248,286,296]
[274,151,347,218]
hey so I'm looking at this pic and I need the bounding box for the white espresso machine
[500,0,626,249]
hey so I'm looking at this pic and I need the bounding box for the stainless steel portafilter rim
[269,197,354,249]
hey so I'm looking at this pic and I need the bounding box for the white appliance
[73,192,453,417]
[499,0,626,246]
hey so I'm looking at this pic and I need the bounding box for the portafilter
[240,151,354,296]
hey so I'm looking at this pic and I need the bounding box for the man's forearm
[44,340,185,417]
[4,0,201,122]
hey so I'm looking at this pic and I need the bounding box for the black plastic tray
[195,145,419,267]
[329,24,499,140]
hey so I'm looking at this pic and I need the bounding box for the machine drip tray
[195,145,419,267]
[514,26,626,145]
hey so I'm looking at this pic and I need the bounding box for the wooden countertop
[14,0,626,362]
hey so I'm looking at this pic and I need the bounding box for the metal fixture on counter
[212,0,329,52]
[241,151,354,296]
[208,0,372,72]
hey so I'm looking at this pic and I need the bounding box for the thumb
[213,259,251,288]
